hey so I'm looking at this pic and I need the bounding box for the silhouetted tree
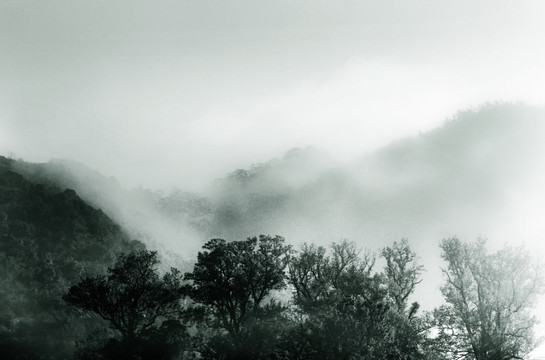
[185,235,290,337]
[289,240,376,310]
[436,238,545,360]
[63,250,185,359]
[286,240,426,360]
[184,235,291,359]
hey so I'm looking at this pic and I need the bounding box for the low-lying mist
[12,104,545,313]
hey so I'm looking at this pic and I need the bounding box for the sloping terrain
[0,158,144,359]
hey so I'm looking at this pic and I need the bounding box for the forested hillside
[0,157,144,359]
[11,156,207,259]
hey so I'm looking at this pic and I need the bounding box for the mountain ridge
[4,104,544,251]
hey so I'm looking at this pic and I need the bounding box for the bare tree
[437,238,545,360]
[381,238,424,313]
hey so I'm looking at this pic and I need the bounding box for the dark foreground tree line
[64,236,545,360]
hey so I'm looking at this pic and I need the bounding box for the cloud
[2,0,545,191]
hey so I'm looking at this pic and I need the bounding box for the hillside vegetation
[0,157,144,358]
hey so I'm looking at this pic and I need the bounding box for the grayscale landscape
[1,1,545,359]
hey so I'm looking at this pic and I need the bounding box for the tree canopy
[285,239,427,360]
[184,235,291,340]
[63,250,185,358]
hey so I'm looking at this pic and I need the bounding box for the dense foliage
[283,239,427,360]
[64,250,187,359]
[0,159,144,359]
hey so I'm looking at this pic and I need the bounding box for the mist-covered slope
[2,104,544,316]
[0,157,144,359]
[207,104,545,250]
[11,104,544,261]
[11,157,208,258]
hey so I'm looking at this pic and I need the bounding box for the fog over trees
[2,0,545,358]
[1,104,545,358]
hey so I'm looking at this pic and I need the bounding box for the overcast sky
[1,0,545,190]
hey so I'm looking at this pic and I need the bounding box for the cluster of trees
[64,235,545,360]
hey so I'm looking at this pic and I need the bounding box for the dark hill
[0,162,144,359]
[11,157,207,259]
